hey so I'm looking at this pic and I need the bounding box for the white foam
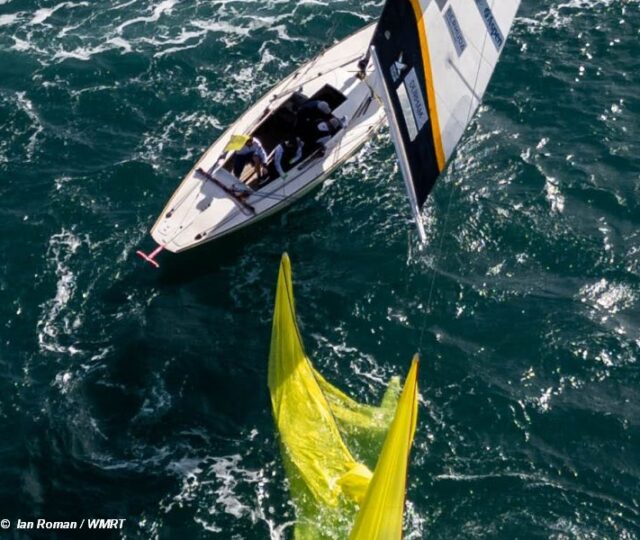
[404,499,427,539]
[0,13,18,26]
[154,41,202,57]
[37,229,84,354]
[142,28,204,47]
[53,36,132,62]
[57,22,82,38]
[15,92,44,160]
[145,28,206,57]
[116,0,178,34]
[29,1,88,26]
[535,386,554,412]
[190,19,251,37]
[106,36,132,53]
[11,37,32,52]
[54,371,74,393]
[522,0,619,34]
[107,0,138,10]
[53,45,101,61]
[544,177,565,213]
[159,449,292,538]
[579,278,636,314]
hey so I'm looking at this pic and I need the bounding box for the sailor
[315,116,346,146]
[297,100,332,141]
[272,137,304,180]
[298,99,331,122]
[233,136,268,179]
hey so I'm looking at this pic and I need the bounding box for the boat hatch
[307,84,347,110]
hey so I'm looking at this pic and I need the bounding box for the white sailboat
[138,25,384,266]
[137,0,520,267]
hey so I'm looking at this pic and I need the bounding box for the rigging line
[447,59,483,103]
[160,168,255,248]
[270,54,364,101]
[417,1,496,351]
[416,163,458,351]
[465,0,495,125]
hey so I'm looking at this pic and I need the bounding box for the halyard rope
[417,0,496,351]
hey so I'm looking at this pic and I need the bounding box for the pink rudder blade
[136,245,164,268]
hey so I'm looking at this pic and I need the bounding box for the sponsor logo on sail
[444,7,467,56]
[404,69,429,131]
[474,0,504,51]
[396,67,429,142]
[390,52,407,83]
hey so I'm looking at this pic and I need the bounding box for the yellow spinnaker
[268,253,418,539]
[349,355,419,540]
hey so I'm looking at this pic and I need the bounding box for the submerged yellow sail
[268,253,419,539]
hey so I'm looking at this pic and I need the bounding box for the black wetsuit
[297,100,331,144]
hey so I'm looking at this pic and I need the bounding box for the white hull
[150,24,384,254]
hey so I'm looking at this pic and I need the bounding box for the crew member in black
[297,100,332,143]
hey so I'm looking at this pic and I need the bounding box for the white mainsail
[371,0,520,240]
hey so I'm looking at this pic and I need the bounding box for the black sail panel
[371,0,441,209]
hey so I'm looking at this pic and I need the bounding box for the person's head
[245,137,254,147]
[318,101,331,115]
[284,138,296,148]
[328,117,342,130]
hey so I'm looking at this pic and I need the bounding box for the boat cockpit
[220,84,348,190]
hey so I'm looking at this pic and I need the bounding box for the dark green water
[1,0,639,538]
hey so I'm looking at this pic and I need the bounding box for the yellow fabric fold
[268,253,366,509]
[349,355,419,540]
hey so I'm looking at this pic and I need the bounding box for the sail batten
[371,0,520,238]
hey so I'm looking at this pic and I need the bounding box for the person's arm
[255,141,268,164]
[291,140,304,164]
[274,145,285,177]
